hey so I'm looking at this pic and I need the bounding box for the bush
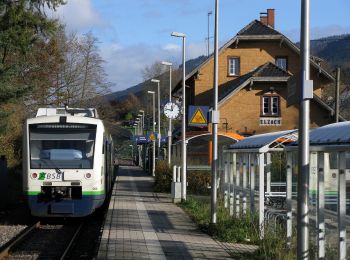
[187,171,211,195]
[179,196,307,259]
[154,160,172,193]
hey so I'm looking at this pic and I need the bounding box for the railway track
[0,220,84,260]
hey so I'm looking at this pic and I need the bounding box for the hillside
[105,55,207,102]
[311,34,350,67]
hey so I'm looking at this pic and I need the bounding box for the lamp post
[137,113,143,134]
[135,118,140,135]
[207,11,213,57]
[211,0,220,225]
[133,124,137,135]
[129,144,134,163]
[151,79,161,159]
[161,61,173,165]
[171,31,186,201]
[139,110,145,134]
[147,90,156,176]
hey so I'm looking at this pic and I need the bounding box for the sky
[52,0,350,92]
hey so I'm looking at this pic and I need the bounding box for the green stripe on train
[26,191,41,196]
[82,191,105,195]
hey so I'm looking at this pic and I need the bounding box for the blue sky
[54,0,350,92]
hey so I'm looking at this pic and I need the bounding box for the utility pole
[335,67,340,123]
[210,0,219,225]
[297,0,313,259]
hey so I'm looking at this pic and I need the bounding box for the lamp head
[151,79,160,83]
[161,61,172,66]
[171,32,186,38]
[147,91,155,94]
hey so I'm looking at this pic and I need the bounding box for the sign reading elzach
[259,117,282,126]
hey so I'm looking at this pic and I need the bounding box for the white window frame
[275,57,288,71]
[228,57,240,76]
[262,96,280,116]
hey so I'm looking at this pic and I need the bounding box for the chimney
[260,9,275,28]
[267,9,275,28]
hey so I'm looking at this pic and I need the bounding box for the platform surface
[97,166,234,259]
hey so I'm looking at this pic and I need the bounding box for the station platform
[97,166,248,259]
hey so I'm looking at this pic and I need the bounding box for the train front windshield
[29,124,96,169]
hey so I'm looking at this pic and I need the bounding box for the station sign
[134,135,148,144]
[188,106,209,127]
[259,117,282,126]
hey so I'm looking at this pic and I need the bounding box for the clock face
[164,102,180,119]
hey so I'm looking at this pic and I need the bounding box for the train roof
[36,107,99,118]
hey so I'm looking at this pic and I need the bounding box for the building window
[261,96,280,116]
[275,56,288,71]
[228,57,240,76]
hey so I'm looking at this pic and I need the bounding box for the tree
[0,0,64,104]
[23,29,112,112]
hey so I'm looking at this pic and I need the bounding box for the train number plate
[38,172,62,181]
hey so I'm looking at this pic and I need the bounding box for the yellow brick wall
[216,82,332,134]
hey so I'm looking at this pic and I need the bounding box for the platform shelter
[223,130,298,239]
[286,121,350,259]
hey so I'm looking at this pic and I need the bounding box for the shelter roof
[174,131,244,144]
[309,121,350,145]
[228,129,298,153]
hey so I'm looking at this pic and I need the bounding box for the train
[23,107,114,217]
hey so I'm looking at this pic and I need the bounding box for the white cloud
[100,41,207,92]
[53,0,107,32]
[163,44,180,51]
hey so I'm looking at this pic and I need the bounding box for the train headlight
[85,173,92,179]
[31,173,38,179]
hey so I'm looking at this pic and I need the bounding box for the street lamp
[139,109,145,133]
[211,0,220,225]
[129,144,134,163]
[207,11,213,56]
[137,114,143,134]
[147,90,156,176]
[135,118,140,135]
[171,31,186,201]
[161,61,173,166]
[151,79,161,159]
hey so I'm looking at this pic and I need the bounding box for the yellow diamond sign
[149,132,156,141]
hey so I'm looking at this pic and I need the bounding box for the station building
[173,9,340,137]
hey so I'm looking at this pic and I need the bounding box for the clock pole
[161,61,173,165]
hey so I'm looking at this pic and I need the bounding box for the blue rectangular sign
[188,105,209,127]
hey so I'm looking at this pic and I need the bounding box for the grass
[179,196,300,259]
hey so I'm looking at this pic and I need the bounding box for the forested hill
[310,34,350,67]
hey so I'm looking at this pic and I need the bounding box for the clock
[164,102,180,119]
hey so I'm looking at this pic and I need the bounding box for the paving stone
[97,166,247,259]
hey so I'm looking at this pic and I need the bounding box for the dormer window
[275,56,288,71]
[228,57,240,76]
